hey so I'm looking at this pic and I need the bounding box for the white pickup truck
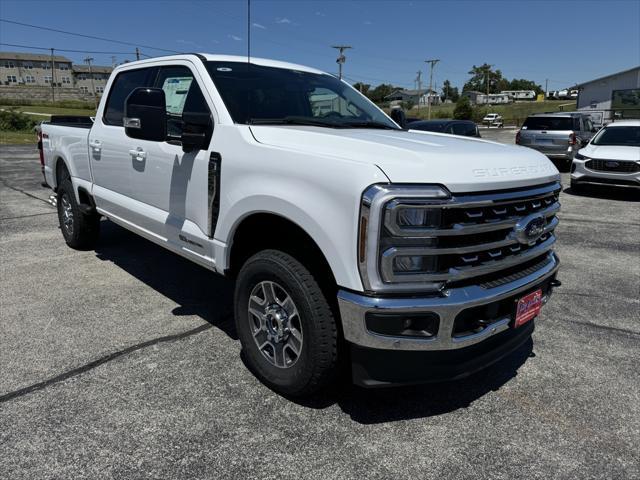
[41,54,562,395]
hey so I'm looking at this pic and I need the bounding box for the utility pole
[415,70,422,108]
[135,48,140,61]
[545,78,548,100]
[425,59,439,119]
[484,64,494,106]
[332,45,351,80]
[50,48,56,103]
[84,57,98,110]
[110,56,117,68]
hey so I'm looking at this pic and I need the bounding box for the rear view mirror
[390,108,407,129]
[181,112,212,152]
[124,88,167,141]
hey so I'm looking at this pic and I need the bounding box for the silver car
[516,113,598,168]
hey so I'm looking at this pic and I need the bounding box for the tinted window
[591,126,640,147]
[408,122,445,132]
[205,61,397,129]
[104,68,154,126]
[451,122,477,136]
[154,66,211,137]
[522,116,574,131]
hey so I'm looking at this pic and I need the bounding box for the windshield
[591,126,640,147]
[205,61,398,129]
[522,116,573,130]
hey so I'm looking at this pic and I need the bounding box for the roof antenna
[246,0,251,124]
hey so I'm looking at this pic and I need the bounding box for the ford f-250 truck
[41,54,562,396]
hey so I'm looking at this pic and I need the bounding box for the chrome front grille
[586,159,640,173]
[379,182,561,286]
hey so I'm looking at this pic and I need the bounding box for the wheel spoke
[273,341,286,368]
[286,333,302,357]
[261,281,277,304]
[280,295,297,318]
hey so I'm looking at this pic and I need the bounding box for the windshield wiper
[341,120,399,130]
[248,116,342,128]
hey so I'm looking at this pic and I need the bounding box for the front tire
[56,178,99,249]
[234,249,338,396]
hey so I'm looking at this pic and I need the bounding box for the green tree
[453,96,473,120]
[463,64,506,94]
[369,84,400,103]
[441,79,459,102]
[352,82,371,96]
[508,78,543,94]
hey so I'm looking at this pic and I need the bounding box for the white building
[500,90,536,101]
[576,66,640,123]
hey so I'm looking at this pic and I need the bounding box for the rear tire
[56,178,100,249]
[234,249,338,396]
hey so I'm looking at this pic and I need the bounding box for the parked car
[482,113,504,127]
[571,120,640,191]
[39,54,562,395]
[516,112,598,169]
[407,119,481,137]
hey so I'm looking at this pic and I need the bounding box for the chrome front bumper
[338,252,559,352]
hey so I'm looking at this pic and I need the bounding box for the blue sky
[1,0,638,91]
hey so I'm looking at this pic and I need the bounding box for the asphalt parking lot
[1,142,639,479]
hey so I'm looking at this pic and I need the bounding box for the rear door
[89,66,157,219]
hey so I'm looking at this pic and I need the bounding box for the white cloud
[315,11,326,17]
[252,22,266,29]
[363,20,373,25]
[176,39,204,49]
[276,17,291,24]
[228,34,243,41]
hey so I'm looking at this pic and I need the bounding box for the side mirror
[124,88,167,141]
[390,108,407,129]
[181,112,212,152]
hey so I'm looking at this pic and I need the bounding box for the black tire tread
[57,178,99,250]
[235,249,338,396]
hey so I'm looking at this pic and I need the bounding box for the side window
[451,123,467,135]
[583,118,592,132]
[104,68,155,126]
[154,66,211,138]
[308,87,363,119]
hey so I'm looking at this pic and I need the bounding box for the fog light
[365,312,440,338]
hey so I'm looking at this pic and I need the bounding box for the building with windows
[576,66,640,124]
[385,89,441,106]
[0,51,73,87]
[72,65,112,95]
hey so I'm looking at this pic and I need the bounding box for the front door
[124,64,215,259]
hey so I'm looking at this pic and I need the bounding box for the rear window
[104,68,155,126]
[522,116,573,131]
[409,122,445,132]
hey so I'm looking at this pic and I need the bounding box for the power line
[0,18,181,54]
[0,42,137,55]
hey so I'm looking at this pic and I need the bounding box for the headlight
[574,152,590,160]
[358,184,450,292]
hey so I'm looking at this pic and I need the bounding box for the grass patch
[0,130,37,145]
[4,105,96,117]
[409,100,577,126]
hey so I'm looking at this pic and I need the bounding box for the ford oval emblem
[512,214,546,245]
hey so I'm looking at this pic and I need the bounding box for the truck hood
[580,144,640,162]
[250,126,559,192]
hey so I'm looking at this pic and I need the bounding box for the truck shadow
[95,219,531,423]
[293,340,533,424]
[565,185,640,201]
[94,220,237,340]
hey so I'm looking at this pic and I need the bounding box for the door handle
[129,148,147,161]
[89,139,101,152]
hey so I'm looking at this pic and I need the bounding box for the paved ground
[1,143,638,479]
